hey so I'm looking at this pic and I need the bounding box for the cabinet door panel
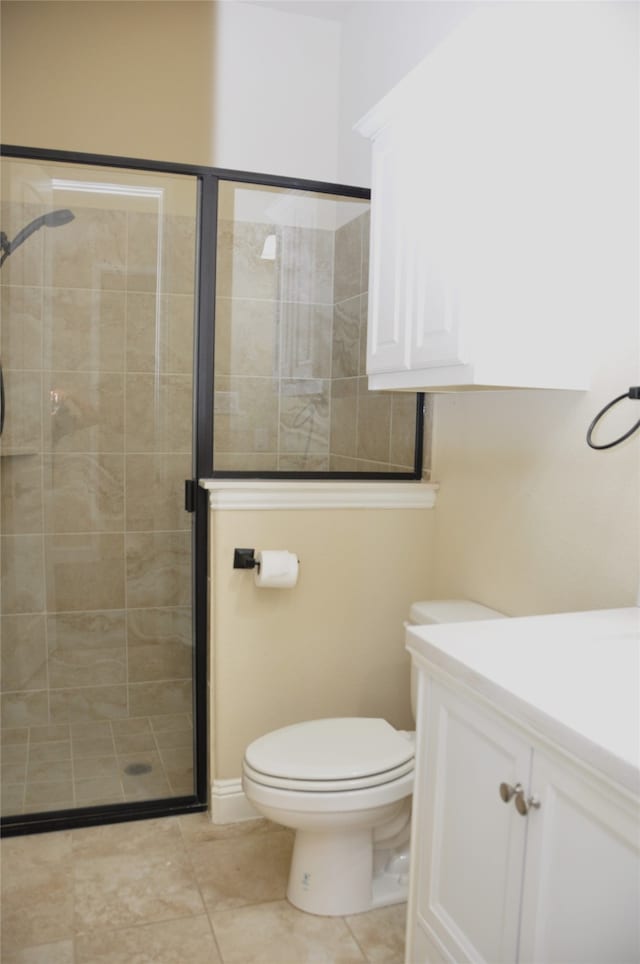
[415,680,531,963]
[366,124,411,374]
[519,751,640,964]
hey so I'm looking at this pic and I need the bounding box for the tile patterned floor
[1,713,193,816]
[0,813,407,963]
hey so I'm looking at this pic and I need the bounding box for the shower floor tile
[1,713,194,817]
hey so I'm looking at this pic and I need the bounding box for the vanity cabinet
[407,673,640,964]
[354,5,612,393]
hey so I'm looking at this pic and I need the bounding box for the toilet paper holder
[233,548,260,570]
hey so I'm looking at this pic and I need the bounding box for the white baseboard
[210,778,259,824]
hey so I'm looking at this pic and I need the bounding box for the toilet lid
[244,718,414,783]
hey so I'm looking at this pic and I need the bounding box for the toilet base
[287,828,410,917]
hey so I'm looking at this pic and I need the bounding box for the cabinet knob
[499,782,522,803]
[514,788,541,816]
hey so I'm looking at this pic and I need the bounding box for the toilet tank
[408,600,507,719]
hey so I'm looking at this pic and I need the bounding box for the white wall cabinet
[355,5,604,393]
[407,674,640,963]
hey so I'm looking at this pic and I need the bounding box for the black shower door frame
[0,144,390,836]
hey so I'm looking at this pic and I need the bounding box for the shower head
[43,209,75,228]
[0,208,76,268]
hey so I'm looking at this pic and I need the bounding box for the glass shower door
[0,156,199,819]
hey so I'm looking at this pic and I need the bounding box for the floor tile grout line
[176,819,227,963]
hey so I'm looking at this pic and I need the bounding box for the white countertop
[407,608,640,795]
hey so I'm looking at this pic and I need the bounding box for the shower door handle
[185,479,196,513]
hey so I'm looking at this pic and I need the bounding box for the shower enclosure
[0,150,205,831]
[1,146,423,835]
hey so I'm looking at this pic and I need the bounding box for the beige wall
[0,1,216,165]
[0,0,341,180]
[209,507,434,779]
[427,4,639,616]
[337,1,639,618]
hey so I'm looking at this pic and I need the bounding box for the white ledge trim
[199,479,438,511]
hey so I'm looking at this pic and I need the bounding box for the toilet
[242,599,505,917]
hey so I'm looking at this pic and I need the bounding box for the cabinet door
[366,122,412,374]
[518,750,640,964]
[412,679,531,963]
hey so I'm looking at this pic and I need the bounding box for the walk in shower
[1,148,424,835]
[0,152,201,826]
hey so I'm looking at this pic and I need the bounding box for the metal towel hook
[587,387,640,450]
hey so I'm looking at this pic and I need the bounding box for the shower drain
[124,762,153,776]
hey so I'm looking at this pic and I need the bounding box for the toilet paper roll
[254,550,299,589]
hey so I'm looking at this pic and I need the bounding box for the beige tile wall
[0,192,197,803]
[330,211,420,473]
[213,205,423,475]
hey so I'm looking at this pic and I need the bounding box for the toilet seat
[244,756,414,792]
[244,717,414,793]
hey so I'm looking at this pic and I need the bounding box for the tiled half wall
[214,205,421,474]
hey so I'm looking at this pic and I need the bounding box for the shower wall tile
[0,535,46,614]
[279,379,330,453]
[329,377,358,458]
[1,690,49,728]
[44,207,127,291]
[128,680,192,718]
[216,221,278,300]
[0,453,44,534]
[1,614,47,692]
[333,216,362,303]
[278,225,334,305]
[329,455,360,472]
[1,285,43,370]
[43,372,125,453]
[213,452,277,472]
[277,454,330,472]
[332,296,361,379]
[214,298,278,378]
[43,288,125,372]
[125,374,193,454]
[213,376,278,454]
[44,533,125,612]
[127,212,197,296]
[359,293,368,376]
[356,377,391,463]
[47,611,126,688]
[126,532,190,609]
[126,211,159,292]
[126,293,194,374]
[390,392,420,468]
[279,303,332,379]
[43,454,124,533]
[49,685,128,723]
[125,292,157,371]
[125,453,191,532]
[360,209,371,292]
[127,607,192,683]
[0,371,42,454]
[161,214,197,296]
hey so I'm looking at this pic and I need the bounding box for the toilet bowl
[242,599,505,917]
